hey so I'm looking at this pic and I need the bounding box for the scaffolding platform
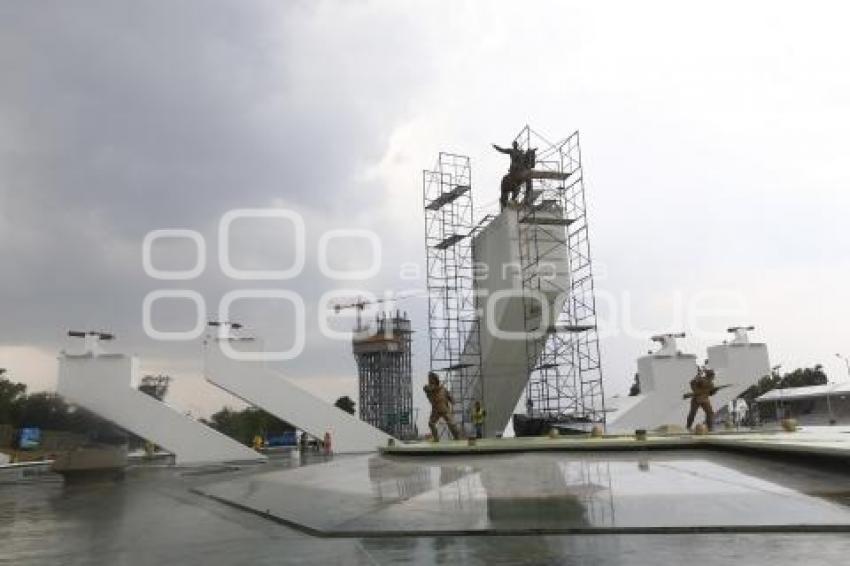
[437,362,476,371]
[425,185,471,211]
[552,324,596,333]
[518,216,575,227]
[434,233,466,250]
[518,169,572,181]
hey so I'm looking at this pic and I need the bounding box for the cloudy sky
[1,1,848,423]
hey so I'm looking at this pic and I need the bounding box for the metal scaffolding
[423,153,483,437]
[514,126,606,426]
[353,312,415,439]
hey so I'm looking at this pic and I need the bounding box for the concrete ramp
[204,340,393,453]
[57,345,263,465]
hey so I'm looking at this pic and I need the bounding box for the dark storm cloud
[0,1,432,352]
[3,0,849,411]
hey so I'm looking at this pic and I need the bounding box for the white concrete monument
[706,326,771,415]
[203,335,393,453]
[607,328,771,432]
[460,204,570,436]
[606,333,699,433]
[57,333,263,465]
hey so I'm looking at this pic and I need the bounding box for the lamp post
[837,354,850,380]
[829,354,850,425]
[771,365,783,421]
[825,381,835,425]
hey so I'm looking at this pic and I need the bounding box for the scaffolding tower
[423,153,483,437]
[353,312,415,439]
[515,126,606,426]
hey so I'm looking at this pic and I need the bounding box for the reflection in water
[365,454,617,530]
[480,459,589,528]
[201,450,850,535]
[359,458,618,563]
[360,531,641,566]
[0,476,131,563]
[52,480,129,564]
[363,451,850,530]
[7,451,850,564]
[368,456,442,502]
[460,457,618,529]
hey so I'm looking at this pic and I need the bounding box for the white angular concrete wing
[464,208,569,436]
[204,340,393,453]
[606,351,700,432]
[57,350,263,465]
[707,337,770,416]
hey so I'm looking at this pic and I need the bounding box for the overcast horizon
[1,1,849,423]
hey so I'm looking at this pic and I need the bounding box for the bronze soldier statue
[493,139,570,209]
[493,141,527,209]
[423,372,462,441]
[685,368,717,431]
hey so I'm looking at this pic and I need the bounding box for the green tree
[0,371,116,440]
[138,374,171,401]
[740,364,828,404]
[0,371,27,425]
[14,391,116,438]
[16,392,72,430]
[334,395,356,415]
[203,406,294,446]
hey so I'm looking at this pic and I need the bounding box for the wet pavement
[197,450,850,534]
[2,451,850,565]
